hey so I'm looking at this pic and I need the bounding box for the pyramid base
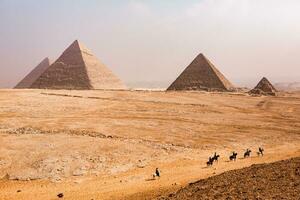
[249,89,277,96]
[167,85,235,92]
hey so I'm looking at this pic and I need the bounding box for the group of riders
[153,147,265,178]
[207,147,264,166]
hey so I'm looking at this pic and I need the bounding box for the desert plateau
[0,89,299,199]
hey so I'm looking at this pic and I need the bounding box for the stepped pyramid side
[78,42,126,90]
[167,54,234,91]
[15,58,50,89]
[31,40,126,90]
[31,41,93,89]
[249,77,277,96]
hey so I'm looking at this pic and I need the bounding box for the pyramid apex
[69,39,89,52]
[73,39,86,45]
[259,77,271,83]
[195,53,210,62]
[43,57,50,63]
[196,53,205,58]
[261,77,268,81]
[69,39,84,45]
[70,39,81,46]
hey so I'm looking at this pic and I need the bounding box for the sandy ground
[0,89,299,199]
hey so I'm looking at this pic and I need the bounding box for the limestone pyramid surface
[15,58,51,89]
[249,77,277,96]
[31,40,126,90]
[167,53,234,91]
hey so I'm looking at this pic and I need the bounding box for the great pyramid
[249,77,277,96]
[30,40,126,90]
[167,53,234,91]
[15,58,51,89]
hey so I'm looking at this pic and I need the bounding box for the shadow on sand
[145,178,156,181]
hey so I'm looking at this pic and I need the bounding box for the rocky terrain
[159,157,300,200]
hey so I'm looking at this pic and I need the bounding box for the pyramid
[167,53,234,91]
[249,77,277,96]
[15,58,51,89]
[30,40,126,90]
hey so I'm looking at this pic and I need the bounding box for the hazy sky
[0,0,300,88]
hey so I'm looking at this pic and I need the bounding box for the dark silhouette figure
[244,149,252,158]
[229,152,238,161]
[207,157,214,166]
[155,168,160,177]
[257,147,264,156]
[212,152,220,162]
[57,193,64,198]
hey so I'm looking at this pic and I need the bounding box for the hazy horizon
[1,0,300,89]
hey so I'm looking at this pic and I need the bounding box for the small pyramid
[167,53,234,91]
[249,77,277,96]
[30,40,126,90]
[15,57,51,89]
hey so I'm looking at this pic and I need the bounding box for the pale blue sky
[0,0,300,88]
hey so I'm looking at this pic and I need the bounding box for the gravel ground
[160,157,300,200]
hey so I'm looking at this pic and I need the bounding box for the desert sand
[0,89,299,199]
